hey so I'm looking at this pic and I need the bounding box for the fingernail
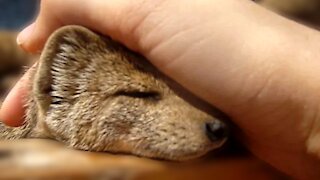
[17,23,35,46]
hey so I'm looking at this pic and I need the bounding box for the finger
[0,64,37,127]
[17,0,151,53]
[17,0,66,53]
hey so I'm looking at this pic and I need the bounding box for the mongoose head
[30,26,228,161]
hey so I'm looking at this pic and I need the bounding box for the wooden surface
[0,139,288,180]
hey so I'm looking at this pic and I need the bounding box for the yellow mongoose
[0,26,228,161]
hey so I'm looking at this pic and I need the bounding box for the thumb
[0,63,37,127]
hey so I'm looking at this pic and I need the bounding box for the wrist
[241,20,320,179]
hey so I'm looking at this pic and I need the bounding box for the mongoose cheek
[91,96,229,161]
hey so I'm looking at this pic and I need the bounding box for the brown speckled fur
[0,26,227,161]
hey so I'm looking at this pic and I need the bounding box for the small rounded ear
[32,25,105,117]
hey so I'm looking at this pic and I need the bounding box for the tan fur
[0,26,227,161]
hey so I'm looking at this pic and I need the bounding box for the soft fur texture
[0,26,227,161]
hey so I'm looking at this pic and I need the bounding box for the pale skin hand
[1,0,320,178]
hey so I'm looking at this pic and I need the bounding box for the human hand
[2,0,320,178]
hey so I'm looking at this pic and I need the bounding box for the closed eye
[115,91,161,100]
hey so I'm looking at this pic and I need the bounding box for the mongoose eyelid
[114,90,161,100]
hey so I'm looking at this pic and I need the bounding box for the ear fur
[33,25,162,118]
[31,25,160,138]
[30,26,112,138]
[33,26,103,117]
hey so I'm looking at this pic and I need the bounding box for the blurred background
[0,0,38,30]
[0,0,38,106]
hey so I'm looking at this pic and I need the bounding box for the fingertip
[0,84,27,127]
[17,22,45,54]
[17,23,35,45]
[17,23,35,51]
[0,65,35,127]
[0,117,25,127]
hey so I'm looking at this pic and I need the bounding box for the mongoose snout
[0,25,229,161]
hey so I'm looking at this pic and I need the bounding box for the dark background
[0,0,38,30]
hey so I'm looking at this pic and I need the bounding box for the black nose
[205,121,228,142]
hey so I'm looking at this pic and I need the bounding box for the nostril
[205,121,228,142]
